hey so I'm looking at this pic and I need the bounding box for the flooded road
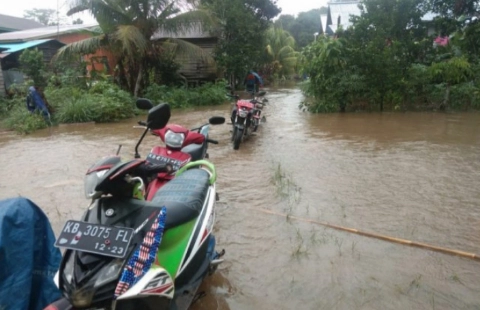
[1,86,480,309]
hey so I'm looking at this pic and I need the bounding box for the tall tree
[201,0,281,86]
[57,0,214,96]
[23,8,58,26]
[343,0,429,110]
[427,0,479,17]
[263,25,299,79]
[275,8,328,49]
[72,18,84,24]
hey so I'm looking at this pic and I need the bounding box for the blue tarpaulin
[0,40,52,54]
[0,197,61,310]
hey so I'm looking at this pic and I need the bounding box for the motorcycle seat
[152,168,210,229]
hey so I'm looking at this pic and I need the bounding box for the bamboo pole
[244,206,480,262]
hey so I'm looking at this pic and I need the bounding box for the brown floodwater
[1,86,479,309]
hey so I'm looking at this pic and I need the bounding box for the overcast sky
[2,0,328,24]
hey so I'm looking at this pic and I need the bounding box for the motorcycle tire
[233,128,242,150]
[231,127,236,142]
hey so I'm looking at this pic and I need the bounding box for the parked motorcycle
[83,99,225,201]
[47,102,225,310]
[230,90,268,150]
[135,99,225,200]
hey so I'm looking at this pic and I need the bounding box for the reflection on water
[1,87,479,309]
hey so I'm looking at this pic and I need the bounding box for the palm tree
[264,26,299,80]
[57,0,214,96]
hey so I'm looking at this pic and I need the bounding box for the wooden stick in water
[246,206,480,262]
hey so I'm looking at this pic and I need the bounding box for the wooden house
[0,24,115,96]
[0,39,65,95]
[152,26,220,86]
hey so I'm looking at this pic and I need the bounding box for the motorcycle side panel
[155,219,197,279]
[116,267,174,300]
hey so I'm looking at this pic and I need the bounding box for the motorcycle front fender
[43,298,74,310]
[234,124,244,130]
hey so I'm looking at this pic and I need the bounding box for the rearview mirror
[209,116,226,125]
[147,103,171,129]
[136,98,154,110]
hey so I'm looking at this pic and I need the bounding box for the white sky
[2,0,328,24]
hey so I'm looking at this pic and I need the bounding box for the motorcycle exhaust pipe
[211,258,225,266]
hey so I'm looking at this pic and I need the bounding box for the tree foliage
[56,0,214,96]
[263,25,299,80]
[301,0,480,112]
[19,48,46,87]
[275,8,328,48]
[426,0,479,17]
[23,8,66,26]
[201,0,281,86]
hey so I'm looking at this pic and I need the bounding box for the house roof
[0,24,100,43]
[0,39,64,58]
[328,0,362,29]
[0,14,43,32]
[152,24,215,40]
[320,14,328,34]
[0,39,55,53]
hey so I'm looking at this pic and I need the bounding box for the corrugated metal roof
[328,1,362,29]
[0,24,100,43]
[0,14,43,32]
[152,24,215,40]
[0,39,58,54]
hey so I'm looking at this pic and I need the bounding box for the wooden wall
[176,38,220,84]
[0,65,5,96]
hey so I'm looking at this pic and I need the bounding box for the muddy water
[1,87,480,309]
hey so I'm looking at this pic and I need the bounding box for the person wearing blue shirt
[26,86,51,122]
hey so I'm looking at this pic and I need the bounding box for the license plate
[55,220,134,258]
[147,153,186,170]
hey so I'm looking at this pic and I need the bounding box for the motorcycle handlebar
[138,121,147,127]
[207,138,219,144]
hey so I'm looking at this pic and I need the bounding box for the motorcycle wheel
[231,126,236,142]
[233,128,242,150]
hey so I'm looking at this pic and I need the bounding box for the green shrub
[54,96,98,123]
[46,82,135,123]
[143,81,227,108]
[3,103,49,134]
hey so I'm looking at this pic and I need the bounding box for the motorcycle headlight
[238,110,248,118]
[71,288,95,308]
[94,259,123,288]
[165,130,185,149]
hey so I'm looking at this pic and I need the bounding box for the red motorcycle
[230,90,267,150]
[84,99,225,201]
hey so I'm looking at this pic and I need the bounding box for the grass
[270,162,302,216]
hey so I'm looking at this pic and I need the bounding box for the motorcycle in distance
[228,86,268,150]
[133,99,225,201]
[46,102,226,310]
